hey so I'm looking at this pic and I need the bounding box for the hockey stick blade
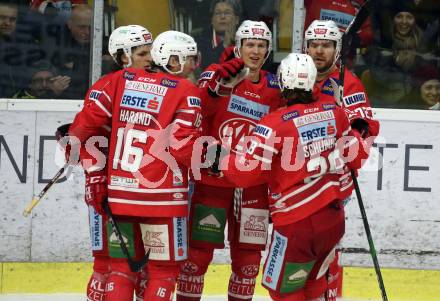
[103,199,149,272]
[23,163,68,217]
[345,0,372,37]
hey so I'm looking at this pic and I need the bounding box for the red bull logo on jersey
[343,92,366,107]
[262,230,287,290]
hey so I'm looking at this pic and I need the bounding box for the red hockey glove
[219,45,236,63]
[85,170,107,215]
[208,58,248,96]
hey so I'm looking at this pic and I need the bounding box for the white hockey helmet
[151,30,198,74]
[234,20,272,58]
[108,25,153,67]
[304,20,342,62]
[277,53,317,91]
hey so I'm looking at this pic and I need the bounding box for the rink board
[0,263,440,300]
[1,101,439,270]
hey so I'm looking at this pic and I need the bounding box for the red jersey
[79,73,113,173]
[304,0,373,47]
[317,68,380,137]
[69,68,202,218]
[197,66,284,187]
[223,99,369,226]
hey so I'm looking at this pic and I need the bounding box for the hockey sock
[228,271,256,301]
[105,259,137,301]
[144,263,180,301]
[135,266,149,301]
[87,256,110,301]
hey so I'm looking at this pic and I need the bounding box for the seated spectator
[363,4,426,107]
[401,66,440,109]
[30,0,85,21]
[42,3,91,99]
[192,0,241,70]
[0,1,17,39]
[13,60,70,99]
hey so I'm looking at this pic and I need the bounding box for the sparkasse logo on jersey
[120,90,163,113]
[263,231,287,290]
[298,120,337,144]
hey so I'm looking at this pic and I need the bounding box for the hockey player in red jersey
[68,30,202,301]
[176,20,284,301]
[222,53,372,300]
[304,19,380,299]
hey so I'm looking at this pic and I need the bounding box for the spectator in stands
[0,2,19,98]
[363,3,426,107]
[13,60,71,99]
[30,0,85,21]
[401,66,440,109]
[192,0,241,70]
[43,3,91,99]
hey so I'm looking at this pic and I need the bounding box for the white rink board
[0,102,439,269]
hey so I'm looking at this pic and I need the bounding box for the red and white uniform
[304,0,373,47]
[176,67,284,301]
[70,68,202,218]
[224,98,368,225]
[223,98,371,300]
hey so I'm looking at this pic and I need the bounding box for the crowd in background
[0,0,439,110]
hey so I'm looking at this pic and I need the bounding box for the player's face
[394,12,415,36]
[239,39,268,72]
[180,55,199,77]
[420,79,440,106]
[131,44,152,69]
[307,40,336,72]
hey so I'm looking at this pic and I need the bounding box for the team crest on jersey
[282,110,300,121]
[343,92,366,107]
[266,73,280,89]
[123,71,135,80]
[253,124,273,139]
[219,118,256,154]
[160,78,178,88]
[187,96,201,108]
[88,89,102,102]
[227,95,270,120]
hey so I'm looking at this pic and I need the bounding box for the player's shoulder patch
[199,71,215,80]
[321,77,339,96]
[281,110,300,121]
[88,89,102,101]
[265,73,280,89]
[160,78,178,88]
[253,124,273,139]
[343,92,367,107]
[123,70,136,80]
[322,103,336,111]
[187,96,201,108]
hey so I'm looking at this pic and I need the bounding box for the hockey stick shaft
[23,163,68,217]
[103,199,149,272]
[351,171,388,301]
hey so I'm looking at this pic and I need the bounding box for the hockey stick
[102,199,149,272]
[23,163,69,217]
[338,1,388,300]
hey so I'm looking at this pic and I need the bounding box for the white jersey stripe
[272,175,322,207]
[102,90,112,103]
[174,119,193,126]
[259,142,278,154]
[253,154,272,164]
[93,99,112,117]
[176,109,196,114]
[272,181,340,214]
[108,198,187,206]
[109,185,188,193]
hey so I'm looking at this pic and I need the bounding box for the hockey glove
[85,170,107,215]
[55,123,71,141]
[219,45,236,63]
[351,118,370,138]
[208,58,249,97]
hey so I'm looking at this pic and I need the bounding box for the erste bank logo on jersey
[121,81,167,113]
